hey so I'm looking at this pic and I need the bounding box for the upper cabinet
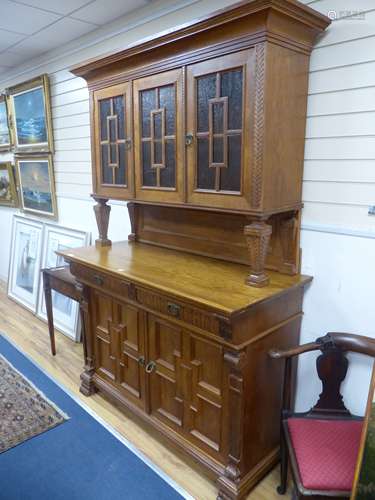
[186,51,254,211]
[74,0,330,215]
[93,82,134,199]
[133,69,184,204]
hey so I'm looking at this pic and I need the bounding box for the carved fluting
[76,281,98,396]
[251,43,266,209]
[127,202,136,241]
[222,350,247,486]
[93,197,112,247]
[280,212,299,274]
[244,221,272,287]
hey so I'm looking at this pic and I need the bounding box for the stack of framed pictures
[0,74,57,219]
[8,215,90,341]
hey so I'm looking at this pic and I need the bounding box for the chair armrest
[269,341,320,360]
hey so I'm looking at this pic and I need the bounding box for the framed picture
[0,94,12,150]
[0,162,18,207]
[8,215,43,312]
[37,224,90,341]
[7,74,53,153]
[16,155,57,219]
[351,363,375,499]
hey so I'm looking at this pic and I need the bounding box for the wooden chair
[269,332,375,500]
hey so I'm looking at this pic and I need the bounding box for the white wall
[0,0,374,414]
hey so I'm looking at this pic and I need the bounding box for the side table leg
[43,273,56,356]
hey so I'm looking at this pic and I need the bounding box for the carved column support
[244,220,272,287]
[76,281,97,397]
[127,202,136,242]
[217,350,247,499]
[280,211,300,275]
[93,196,111,248]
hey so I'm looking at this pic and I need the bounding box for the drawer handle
[93,274,104,286]
[145,361,156,374]
[138,356,145,367]
[167,302,181,318]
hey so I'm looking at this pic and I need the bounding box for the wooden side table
[42,266,82,355]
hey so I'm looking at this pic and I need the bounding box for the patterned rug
[0,353,68,453]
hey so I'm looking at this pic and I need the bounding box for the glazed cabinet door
[186,50,255,210]
[133,69,184,203]
[147,314,227,461]
[93,82,134,199]
[91,289,146,409]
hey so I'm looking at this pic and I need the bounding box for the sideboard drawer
[136,286,219,335]
[70,262,130,299]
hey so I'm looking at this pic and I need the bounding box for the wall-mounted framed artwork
[0,162,18,207]
[36,224,90,341]
[7,74,53,154]
[15,155,57,219]
[0,94,12,151]
[8,215,44,312]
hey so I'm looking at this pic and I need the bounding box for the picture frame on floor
[0,94,12,151]
[36,224,90,341]
[0,162,18,207]
[8,215,44,312]
[7,74,53,154]
[15,154,57,219]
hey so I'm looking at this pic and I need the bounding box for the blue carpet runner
[0,334,186,500]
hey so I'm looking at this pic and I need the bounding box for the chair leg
[277,428,288,495]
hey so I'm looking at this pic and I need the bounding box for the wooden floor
[0,281,292,500]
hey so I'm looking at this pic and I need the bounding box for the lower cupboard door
[147,314,226,459]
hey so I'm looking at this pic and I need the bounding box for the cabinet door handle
[167,302,181,318]
[93,274,104,286]
[124,138,132,150]
[185,133,194,146]
[138,356,145,366]
[145,361,156,373]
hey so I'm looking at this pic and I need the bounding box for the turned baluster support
[244,220,272,287]
[93,196,111,248]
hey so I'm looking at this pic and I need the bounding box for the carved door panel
[147,315,184,430]
[93,82,134,199]
[186,50,255,210]
[92,290,146,408]
[147,314,226,460]
[133,69,184,203]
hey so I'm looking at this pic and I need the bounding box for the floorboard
[0,281,292,500]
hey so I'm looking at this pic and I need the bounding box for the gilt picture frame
[8,74,53,153]
[36,224,90,341]
[0,94,12,151]
[0,162,18,207]
[8,215,44,312]
[16,155,57,219]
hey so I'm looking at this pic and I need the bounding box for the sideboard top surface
[59,241,311,315]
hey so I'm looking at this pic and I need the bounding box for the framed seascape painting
[0,162,18,207]
[8,215,43,312]
[8,74,53,153]
[0,94,12,150]
[16,155,57,219]
[37,224,90,341]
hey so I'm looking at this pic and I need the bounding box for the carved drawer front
[92,289,146,409]
[136,286,218,335]
[147,315,226,461]
[71,263,130,299]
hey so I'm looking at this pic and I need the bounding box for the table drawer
[136,286,219,334]
[70,262,130,299]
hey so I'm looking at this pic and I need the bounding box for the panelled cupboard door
[92,290,146,409]
[93,82,134,199]
[133,69,184,203]
[186,50,255,210]
[147,314,226,461]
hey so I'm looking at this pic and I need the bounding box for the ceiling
[0,0,151,73]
